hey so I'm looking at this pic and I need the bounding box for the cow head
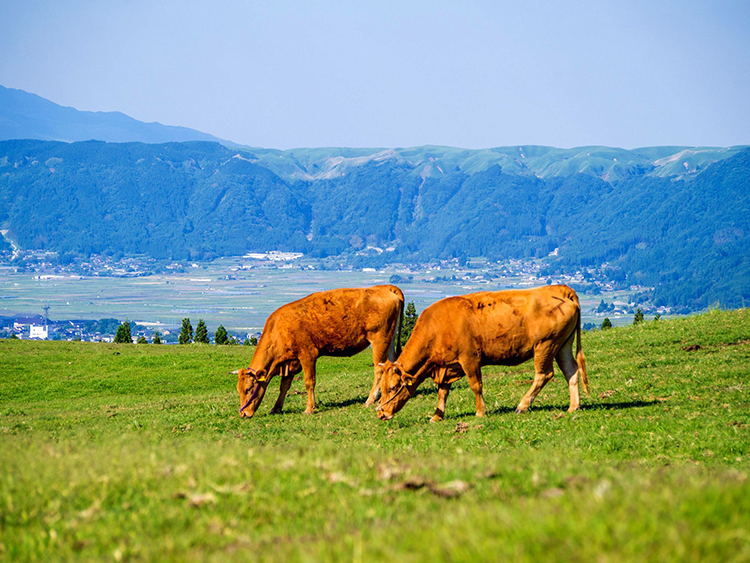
[376,361,416,420]
[235,367,269,418]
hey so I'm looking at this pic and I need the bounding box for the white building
[30,325,48,339]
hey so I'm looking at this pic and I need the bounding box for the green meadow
[1,309,749,562]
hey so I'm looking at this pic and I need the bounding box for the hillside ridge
[1,140,748,311]
[0,85,232,145]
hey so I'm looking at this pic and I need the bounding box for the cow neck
[407,371,430,395]
[396,338,431,383]
[247,338,275,376]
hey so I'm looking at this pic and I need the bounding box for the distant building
[14,315,46,327]
[30,325,48,339]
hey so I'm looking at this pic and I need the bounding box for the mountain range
[0,84,230,145]
[0,85,748,311]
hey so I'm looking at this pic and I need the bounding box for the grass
[1,308,749,561]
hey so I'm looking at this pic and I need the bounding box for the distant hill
[1,84,745,182]
[0,85,232,145]
[251,144,747,184]
[0,139,748,311]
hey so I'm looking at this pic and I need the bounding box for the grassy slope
[1,309,749,562]
[247,144,747,182]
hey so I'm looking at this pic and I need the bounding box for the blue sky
[1,0,748,149]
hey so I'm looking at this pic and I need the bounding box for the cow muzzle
[239,382,262,417]
[376,406,393,420]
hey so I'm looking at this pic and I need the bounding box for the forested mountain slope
[0,139,748,310]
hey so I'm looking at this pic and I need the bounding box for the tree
[400,302,418,347]
[601,317,613,330]
[215,325,228,345]
[249,336,258,346]
[136,335,148,344]
[153,331,162,344]
[114,320,132,343]
[654,313,661,321]
[243,337,250,346]
[179,318,193,344]
[195,319,209,344]
[633,308,645,325]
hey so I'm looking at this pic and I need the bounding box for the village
[0,248,672,343]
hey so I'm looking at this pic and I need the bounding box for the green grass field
[1,309,749,562]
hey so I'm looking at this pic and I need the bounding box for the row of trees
[600,308,660,330]
[112,318,257,345]
[60,303,670,346]
[178,318,257,346]
[114,320,163,344]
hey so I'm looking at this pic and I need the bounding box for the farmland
[1,308,749,561]
[1,259,642,335]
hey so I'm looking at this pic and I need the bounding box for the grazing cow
[376,285,589,422]
[236,285,404,418]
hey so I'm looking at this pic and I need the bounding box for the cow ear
[403,373,417,386]
[256,369,267,382]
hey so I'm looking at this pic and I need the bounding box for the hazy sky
[1,1,748,149]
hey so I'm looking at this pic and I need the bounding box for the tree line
[63,302,663,346]
[113,317,258,345]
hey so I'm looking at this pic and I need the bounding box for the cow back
[252,285,403,370]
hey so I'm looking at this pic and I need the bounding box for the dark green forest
[1,140,748,310]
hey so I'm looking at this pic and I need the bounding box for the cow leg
[516,345,555,413]
[365,337,390,407]
[556,332,581,412]
[462,360,486,418]
[430,383,452,422]
[301,356,318,415]
[270,366,294,414]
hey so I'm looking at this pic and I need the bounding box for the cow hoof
[515,407,526,414]
[270,409,282,415]
[429,415,444,423]
[476,412,486,418]
[303,410,314,415]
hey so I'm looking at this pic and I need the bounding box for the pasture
[1,308,749,561]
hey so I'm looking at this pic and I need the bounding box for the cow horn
[230,370,239,375]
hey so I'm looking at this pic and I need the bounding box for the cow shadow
[321,396,372,409]
[322,384,441,410]
[321,384,658,414]
[487,398,660,416]
[581,399,660,411]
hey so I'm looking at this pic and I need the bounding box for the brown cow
[376,285,589,421]
[236,285,404,418]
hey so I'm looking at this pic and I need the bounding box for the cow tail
[576,307,590,397]
[395,297,404,358]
